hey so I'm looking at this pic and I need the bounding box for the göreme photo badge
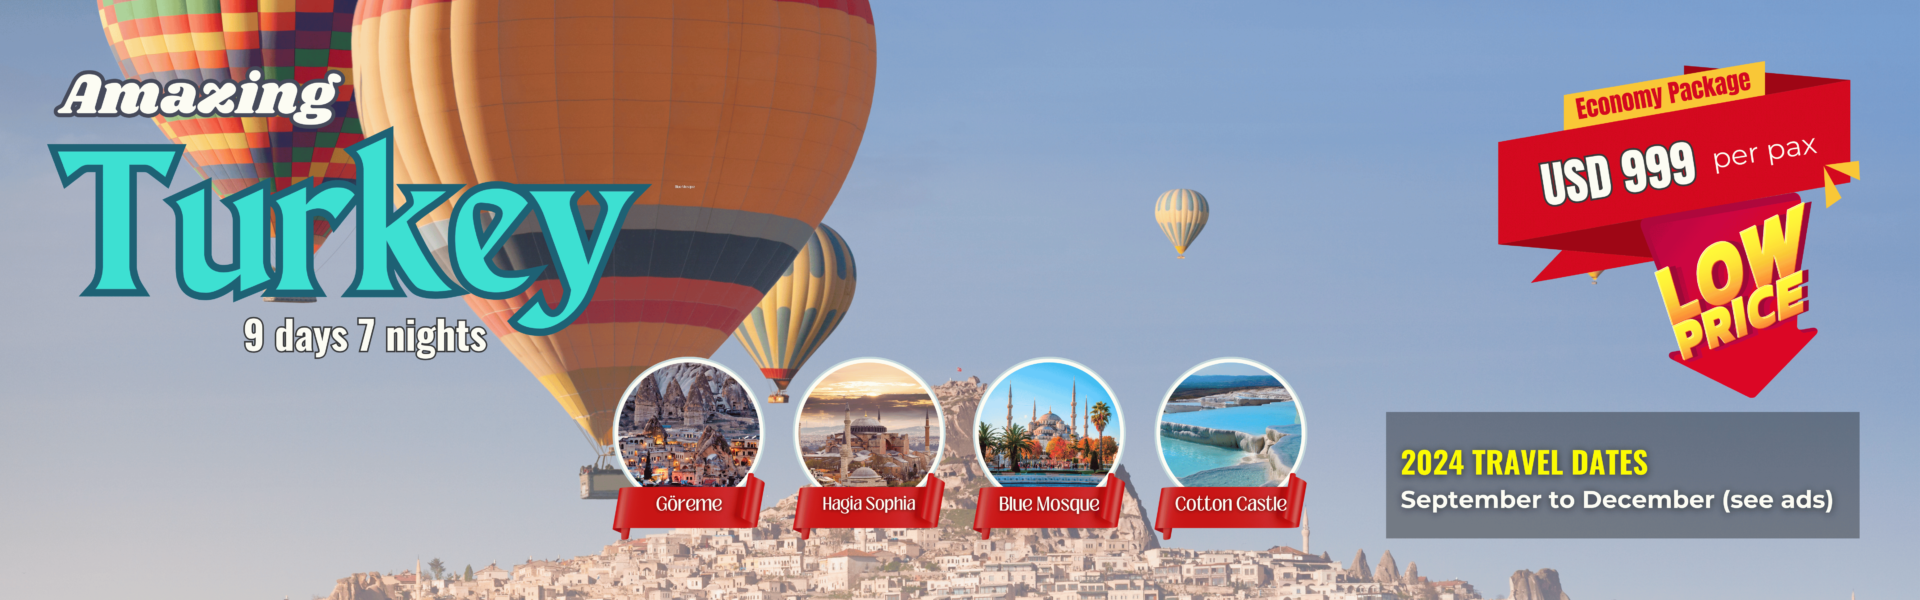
[1498,63,1859,397]
[970,358,1126,539]
[609,359,768,539]
[790,359,947,538]
[1152,358,1309,539]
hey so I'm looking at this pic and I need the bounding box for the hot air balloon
[97,0,364,302]
[1154,188,1209,258]
[733,224,857,403]
[353,1,877,479]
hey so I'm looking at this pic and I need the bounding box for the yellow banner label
[1562,62,1766,130]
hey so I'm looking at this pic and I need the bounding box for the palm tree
[1088,401,1111,469]
[977,422,1001,466]
[999,424,1034,473]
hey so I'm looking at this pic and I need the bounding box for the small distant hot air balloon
[1589,270,1603,284]
[97,0,365,302]
[734,224,858,404]
[1155,189,1209,258]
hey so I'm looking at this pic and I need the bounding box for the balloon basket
[263,296,316,303]
[581,465,634,500]
[768,393,790,404]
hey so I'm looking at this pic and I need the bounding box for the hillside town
[617,364,762,487]
[326,377,1568,600]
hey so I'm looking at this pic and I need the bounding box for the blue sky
[1189,360,1279,379]
[796,361,939,439]
[977,360,1121,441]
[2,2,1916,599]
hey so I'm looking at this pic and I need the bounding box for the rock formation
[325,572,399,600]
[1348,549,1372,581]
[1510,568,1571,600]
[1406,561,1419,583]
[723,380,751,412]
[1107,462,1160,549]
[1377,550,1401,583]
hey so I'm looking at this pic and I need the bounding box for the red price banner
[791,477,946,539]
[1499,68,1850,280]
[971,475,1124,540]
[611,474,766,539]
[1497,65,1858,397]
[1153,474,1307,540]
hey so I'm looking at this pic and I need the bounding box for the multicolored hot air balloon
[97,0,364,302]
[1154,189,1210,258]
[733,224,858,403]
[353,0,877,451]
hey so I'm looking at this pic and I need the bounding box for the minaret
[923,409,931,453]
[1071,379,1078,441]
[1005,385,1013,431]
[1301,509,1310,553]
[840,402,852,481]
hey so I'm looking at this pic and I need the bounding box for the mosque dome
[851,417,887,435]
[845,466,887,487]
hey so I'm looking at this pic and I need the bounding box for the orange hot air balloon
[98,0,365,303]
[355,0,877,453]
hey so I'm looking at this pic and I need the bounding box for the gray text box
[1385,412,1858,538]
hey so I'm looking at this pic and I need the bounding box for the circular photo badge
[614,358,764,487]
[972,358,1124,488]
[1155,357,1305,487]
[794,358,945,487]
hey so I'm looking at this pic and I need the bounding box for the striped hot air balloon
[353,0,877,449]
[733,224,857,403]
[97,0,365,302]
[1154,189,1209,258]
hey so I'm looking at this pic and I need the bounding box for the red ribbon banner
[971,475,1124,540]
[1498,68,1850,281]
[791,477,946,540]
[1153,474,1307,540]
[1497,65,1854,396]
[611,474,765,539]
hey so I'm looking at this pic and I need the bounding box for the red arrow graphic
[1642,195,1814,397]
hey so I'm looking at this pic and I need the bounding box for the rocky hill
[1511,568,1572,600]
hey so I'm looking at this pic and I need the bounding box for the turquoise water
[1180,462,1271,487]
[1160,436,1252,478]
[1161,402,1299,434]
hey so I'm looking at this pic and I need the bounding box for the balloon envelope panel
[98,0,365,248]
[355,0,876,447]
